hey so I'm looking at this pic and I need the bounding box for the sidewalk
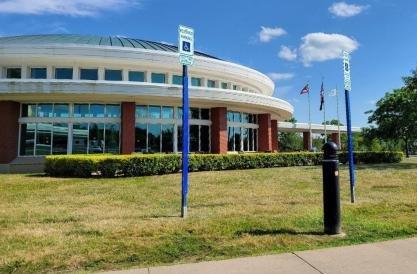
[102,237,417,274]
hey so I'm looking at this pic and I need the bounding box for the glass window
[6,68,21,79]
[105,69,122,81]
[20,123,35,156]
[73,104,89,118]
[234,127,241,152]
[135,123,147,152]
[201,109,210,120]
[106,104,120,118]
[31,68,47,79]
[136,105,148,118]
[105,124,120,154]
[190,108,199,119]
[227,112,234,122]
[149,106,161,119]
[177,107,183,119]
[233,112,242,123]
[249,128,254,151]
[242,113,249,123]
[191,77,202,87]
[129,71,145,82]
[151,73,166,84]
[228,127,234,151]
[36,123,52,155]
[242,127,249,151]
[52,123,68,155]
[72,123,88,154]
[201,125,210,152]
[233,85,238,90]
[177,125,183,152]
[162,124,174,153]
[80,69,98,80]
[254,129,258,151]
[148,124,161,153]
[162,106,174,119]
[172,75,182,85]
[88,123,104,154]
[21,104,36,117]
[55,68,73,79]
[90,104,105,118]
[207,80,216,88]
[190,125,199,152]
[53,104,69,118]
[37,104,53,118]
[221,82,228,89]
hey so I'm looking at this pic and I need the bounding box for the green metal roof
[0,34,220,60]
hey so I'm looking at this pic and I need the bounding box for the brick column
[211,107,227,154]
[271,119,278,152]
[258,113,272,152]
[303,132,312,151]
[121,102,136,154]
[331,132,340,147]
[0,101,20,164]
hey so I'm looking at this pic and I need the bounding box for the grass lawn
[1,158,417,273]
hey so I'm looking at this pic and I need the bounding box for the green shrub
[338,151,403,164]
[44,151,403,178]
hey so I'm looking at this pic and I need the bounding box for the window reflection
[135,123,147,152]
[106,105,120,118]
[36,123,52,155]
[129,71,145,82]
[105,124,120,154]
[53,123,68,154]
[55,68,73,79]
[73,104,89,118]
[88,123,105,154]
[37,104,53,118]
[162,124,174,153]
[148,124,161,153]
[20,123,35,156]
[73,123,88,154]
[90,104,105,118]
[31,68,47,79]
[53,104,69,118]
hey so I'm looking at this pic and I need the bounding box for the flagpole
[307,89,312,151]
[336,86,341,148]
[324,96,327,142]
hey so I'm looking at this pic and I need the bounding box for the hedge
[44,151,403,178]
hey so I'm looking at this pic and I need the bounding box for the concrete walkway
[102,237,417,274]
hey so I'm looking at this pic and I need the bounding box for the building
[0,34,358,172]
[0,34,293,169]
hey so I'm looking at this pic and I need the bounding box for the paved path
[101,237,417,274]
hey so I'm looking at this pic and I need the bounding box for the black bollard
[322,142,342,235]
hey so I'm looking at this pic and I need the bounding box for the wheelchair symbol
[182,41,191,52]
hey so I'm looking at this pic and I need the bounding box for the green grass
[1,158,417,273]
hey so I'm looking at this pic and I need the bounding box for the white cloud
[299,32,359,66]
[329,2,369,18]
[0,0,141,16]
[259,26,286,43]
[278,46,297,61]
[268,73,295,82]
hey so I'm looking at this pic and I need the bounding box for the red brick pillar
[271,119,278,152]
[303,132,312,151]
[211,107,227,154]
[331,132,340,147]
[121,102,136,154]
[258,113,272,152]
[0,101,20,164]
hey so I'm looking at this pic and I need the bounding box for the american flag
[319,82,325,111]
[300,84,309,95]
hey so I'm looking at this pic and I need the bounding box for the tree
[278,117,303,152]
[367,84,417,157]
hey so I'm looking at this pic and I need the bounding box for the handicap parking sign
[183,41,190,52]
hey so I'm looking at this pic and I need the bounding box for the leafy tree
[366,69,417,157]
[278,117,303,151]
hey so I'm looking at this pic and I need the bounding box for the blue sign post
[181,64,189,217]
[343,51,356,203]
[178,25,194,217]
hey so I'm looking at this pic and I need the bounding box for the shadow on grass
[236,228,324,237]
[141,214,180,219]
[24,173,47,178]
[351,162,417,171]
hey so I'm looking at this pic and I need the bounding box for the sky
[0,0,416,127]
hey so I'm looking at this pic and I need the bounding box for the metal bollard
[322,142,342,235]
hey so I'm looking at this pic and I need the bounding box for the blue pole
[181,64,189,217]
[344,89,356,203]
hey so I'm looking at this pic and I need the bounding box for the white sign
[343,50,351,91]
[178,25,194,66]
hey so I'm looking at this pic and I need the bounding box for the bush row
[44,151,403,178]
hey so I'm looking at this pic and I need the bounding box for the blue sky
[0,0,416,126]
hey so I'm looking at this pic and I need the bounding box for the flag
[328,89,337,97]
[300,84,309,95]
[319,82,325,111]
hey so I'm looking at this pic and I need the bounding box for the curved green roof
[0,34,220,60]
